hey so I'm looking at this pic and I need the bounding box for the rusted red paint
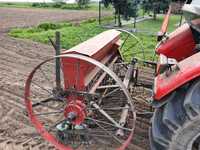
[24,30,136,150]
[24,58,73,150]
[62,29,120,58]
[154,52,200,100]
[61,29,121,96]
[156,23,196,61]
[64,100,86,125]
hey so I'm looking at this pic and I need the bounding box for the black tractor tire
[150,79,200,150]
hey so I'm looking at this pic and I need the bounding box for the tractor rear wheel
[150,79,200,150]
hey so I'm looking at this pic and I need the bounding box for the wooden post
[99,1,102,25]
[118,8,122,27]
[134,17,136,29]
[55,31,61,89]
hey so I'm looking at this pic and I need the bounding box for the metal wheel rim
[116,29,146,61]
[24,53,136,150]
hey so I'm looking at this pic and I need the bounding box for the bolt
[67,112,77,122]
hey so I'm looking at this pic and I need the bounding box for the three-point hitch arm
[157,5,172,41]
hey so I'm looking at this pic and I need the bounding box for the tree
[75,0,90,8]
[141,0,151,16]
[142,0,171,20]
[102,0,139,27]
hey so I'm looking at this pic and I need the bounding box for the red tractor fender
[156,23,196,61]
[154,52,200,100]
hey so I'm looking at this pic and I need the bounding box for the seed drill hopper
[24,29,152,150]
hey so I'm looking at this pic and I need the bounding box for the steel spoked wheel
[25,54,136,150]
[116,29,145,61]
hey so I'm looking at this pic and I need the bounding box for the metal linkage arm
[116,60,135,136]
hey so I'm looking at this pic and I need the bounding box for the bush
[32,3,40,7]
[81,18,97,24]
[61,4,80,9]
[32,3,50,8]
[40,3,49,7]
[37,22,72,31]
[38,23,58,30]
[76,0,90,8]
[27,28,43,33]
[52,2,65,8]
[5,3,14,5]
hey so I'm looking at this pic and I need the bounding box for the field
[0,7,112,150]
[0,7,111,31]
[0,2,113,11]
[0,6,181,150]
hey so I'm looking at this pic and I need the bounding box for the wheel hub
[64,100,86,125]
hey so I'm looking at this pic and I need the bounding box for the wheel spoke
[86,117,132,132]
[123,41,138,53]
[102,88,120,98]
[88,117,123,144]
[90,101,121,128]
[32,81,53,95]
[39,67,54,88]
[32,97,56,107]
[120,34,130,51]
[35,110,64,116]
[32,97,65,111]
[87,106,129,111]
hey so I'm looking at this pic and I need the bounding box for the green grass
[0,2,113,11]
[130,15,181,33]
[9,18,107,49]
[9,15,181,62]
[0,2,32,8]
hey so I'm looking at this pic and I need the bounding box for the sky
[0,0,98,2]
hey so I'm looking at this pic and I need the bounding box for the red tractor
[150,0,200,150]
[24,0,200,150]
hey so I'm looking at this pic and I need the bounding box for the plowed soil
[0,7,150,150]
